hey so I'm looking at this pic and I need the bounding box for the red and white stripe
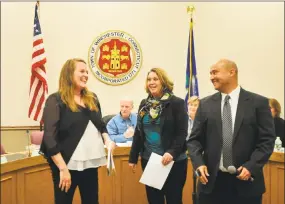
[28,33,48,123]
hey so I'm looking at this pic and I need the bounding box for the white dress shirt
[186,117,194,141]
[219,86,241,172]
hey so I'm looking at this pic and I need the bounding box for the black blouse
[39,92,107,164]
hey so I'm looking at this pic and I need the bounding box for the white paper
[31,150,40,157]
[107,146,115,176]
[116,141,132,147]
[1,156,8,164]
[139,153,174,190]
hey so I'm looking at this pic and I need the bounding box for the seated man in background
[107,98,137,143]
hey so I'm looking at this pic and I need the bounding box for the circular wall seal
[88,30,143,86]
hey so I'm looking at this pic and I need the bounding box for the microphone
[26,130,32,157]
[194,168,208,178]
[228,166,254,182]
[195,169,201,177]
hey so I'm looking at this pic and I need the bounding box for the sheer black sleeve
[90,93,108,134]
[40,93,61,157]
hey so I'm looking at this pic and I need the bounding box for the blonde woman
[269,98,284,147]
[186,96,200,140]
[40,58,115,204]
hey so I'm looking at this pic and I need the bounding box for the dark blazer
[129,95,188,164]
[187,88,275,196]
[40,92,107,164]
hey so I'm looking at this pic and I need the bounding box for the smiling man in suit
[187,59,275,204]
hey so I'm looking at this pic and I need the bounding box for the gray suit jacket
[187,88,275,196]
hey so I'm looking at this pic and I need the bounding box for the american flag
[28,3,48,123]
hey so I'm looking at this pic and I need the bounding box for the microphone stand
[26,130,32,157]
[192,170,198,204]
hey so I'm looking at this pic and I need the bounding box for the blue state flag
[185,18,199,103]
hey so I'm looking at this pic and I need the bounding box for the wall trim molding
[0,126,41,131]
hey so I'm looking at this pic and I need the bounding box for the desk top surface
[1,147,284,175]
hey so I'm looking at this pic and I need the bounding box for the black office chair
[102,114,116,125]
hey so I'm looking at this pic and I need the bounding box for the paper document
[1,156,7,164]
[31,150,40,157]
[107,146,115,176]
[139,152,174,190]
[116,141,132,147]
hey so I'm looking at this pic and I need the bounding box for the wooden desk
[263,151,284,204]
[1,148,284,204]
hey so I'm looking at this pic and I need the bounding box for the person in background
[269,98,284,147]
[107,98,137,143]
[186,96,200,141]
[187,59,275,204]
[129,68,188,204]
[40,58,115,204]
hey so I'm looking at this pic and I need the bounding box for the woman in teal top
[129,68,188,204]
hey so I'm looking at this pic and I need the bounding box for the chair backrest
[1,144,6,155]
[102,114,116,125]
[30,131,44,145]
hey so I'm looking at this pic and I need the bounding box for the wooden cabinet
[16,164,53,204]
[1,149,284,204]
[98,149,149,204]
[1,172,17,204]
[262,163,270,204]
[269,156,284,204]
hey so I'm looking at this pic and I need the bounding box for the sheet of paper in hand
[107,146,115,176]
[139,152,174,190]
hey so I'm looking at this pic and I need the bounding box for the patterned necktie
[222,95,233,169]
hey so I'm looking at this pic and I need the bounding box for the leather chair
[102,114,116,125]
[1,144,6,155]
[30,131,44,145]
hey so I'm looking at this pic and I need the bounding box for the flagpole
[188,7,197,204]
[187,6,195,99]
[37,1,40,19]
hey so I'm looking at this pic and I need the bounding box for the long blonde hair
[58,58,98,112]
